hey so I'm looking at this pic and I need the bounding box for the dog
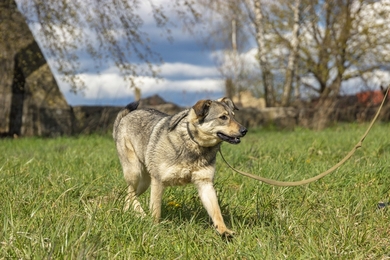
[113,97,247,236]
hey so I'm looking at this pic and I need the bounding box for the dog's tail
[112,101,139,139]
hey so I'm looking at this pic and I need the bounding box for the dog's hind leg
[123,168,146,216]
[117,140,148,217]
[136,167,151,196]
[124,185,146,217]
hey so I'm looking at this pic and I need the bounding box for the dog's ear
[217,97,239,111]
[168,110,188,131]
[192,99,212,118]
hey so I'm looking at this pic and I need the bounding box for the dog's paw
[222,229,235,238]
[216,226,235,238]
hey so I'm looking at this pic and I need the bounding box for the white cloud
[210,48,260,78]
[160,62,219,77]
[58,64,224,105]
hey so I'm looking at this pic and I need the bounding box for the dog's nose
[240,127,248,136]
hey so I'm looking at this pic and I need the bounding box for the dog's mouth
[217,132,241,144]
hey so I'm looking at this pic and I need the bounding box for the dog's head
[188,97,247,147]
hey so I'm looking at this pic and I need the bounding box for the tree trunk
[253,0,274,107]
[281,0,301,107]
[312,75,342,130]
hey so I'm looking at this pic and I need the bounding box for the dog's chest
[145,133,219,186]
[156,158,215,186]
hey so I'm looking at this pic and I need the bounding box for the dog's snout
[240,127,248,136]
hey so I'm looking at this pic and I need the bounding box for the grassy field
[1,123,389,259]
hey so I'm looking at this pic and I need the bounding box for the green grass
[1,123,389,259]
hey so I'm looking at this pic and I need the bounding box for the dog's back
[113,102,168,139]
[113,102,171,163]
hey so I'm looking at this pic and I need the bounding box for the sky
[26,1,226,108]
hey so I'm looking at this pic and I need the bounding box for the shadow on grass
[92,182,282,237]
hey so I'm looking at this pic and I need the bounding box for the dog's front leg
[150,177,164,223]
[195,181,234,237]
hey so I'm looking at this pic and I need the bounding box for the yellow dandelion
[167,201,176,206]
[168,201,181,208]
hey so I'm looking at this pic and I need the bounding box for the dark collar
[186,122,200,146]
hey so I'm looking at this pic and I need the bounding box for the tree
[253,0,275,107]
[173,0,261,100]
[176,0,303,107]
[269,0,390,97]
[179,0,390,128]
[280,0,301,106]
[11,0,170,92]
[297,0,390,129]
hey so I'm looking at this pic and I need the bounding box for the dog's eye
[219,115,228,120]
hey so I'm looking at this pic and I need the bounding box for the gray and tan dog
[113,98,247,236]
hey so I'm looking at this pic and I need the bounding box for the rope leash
[220,87,389,187]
